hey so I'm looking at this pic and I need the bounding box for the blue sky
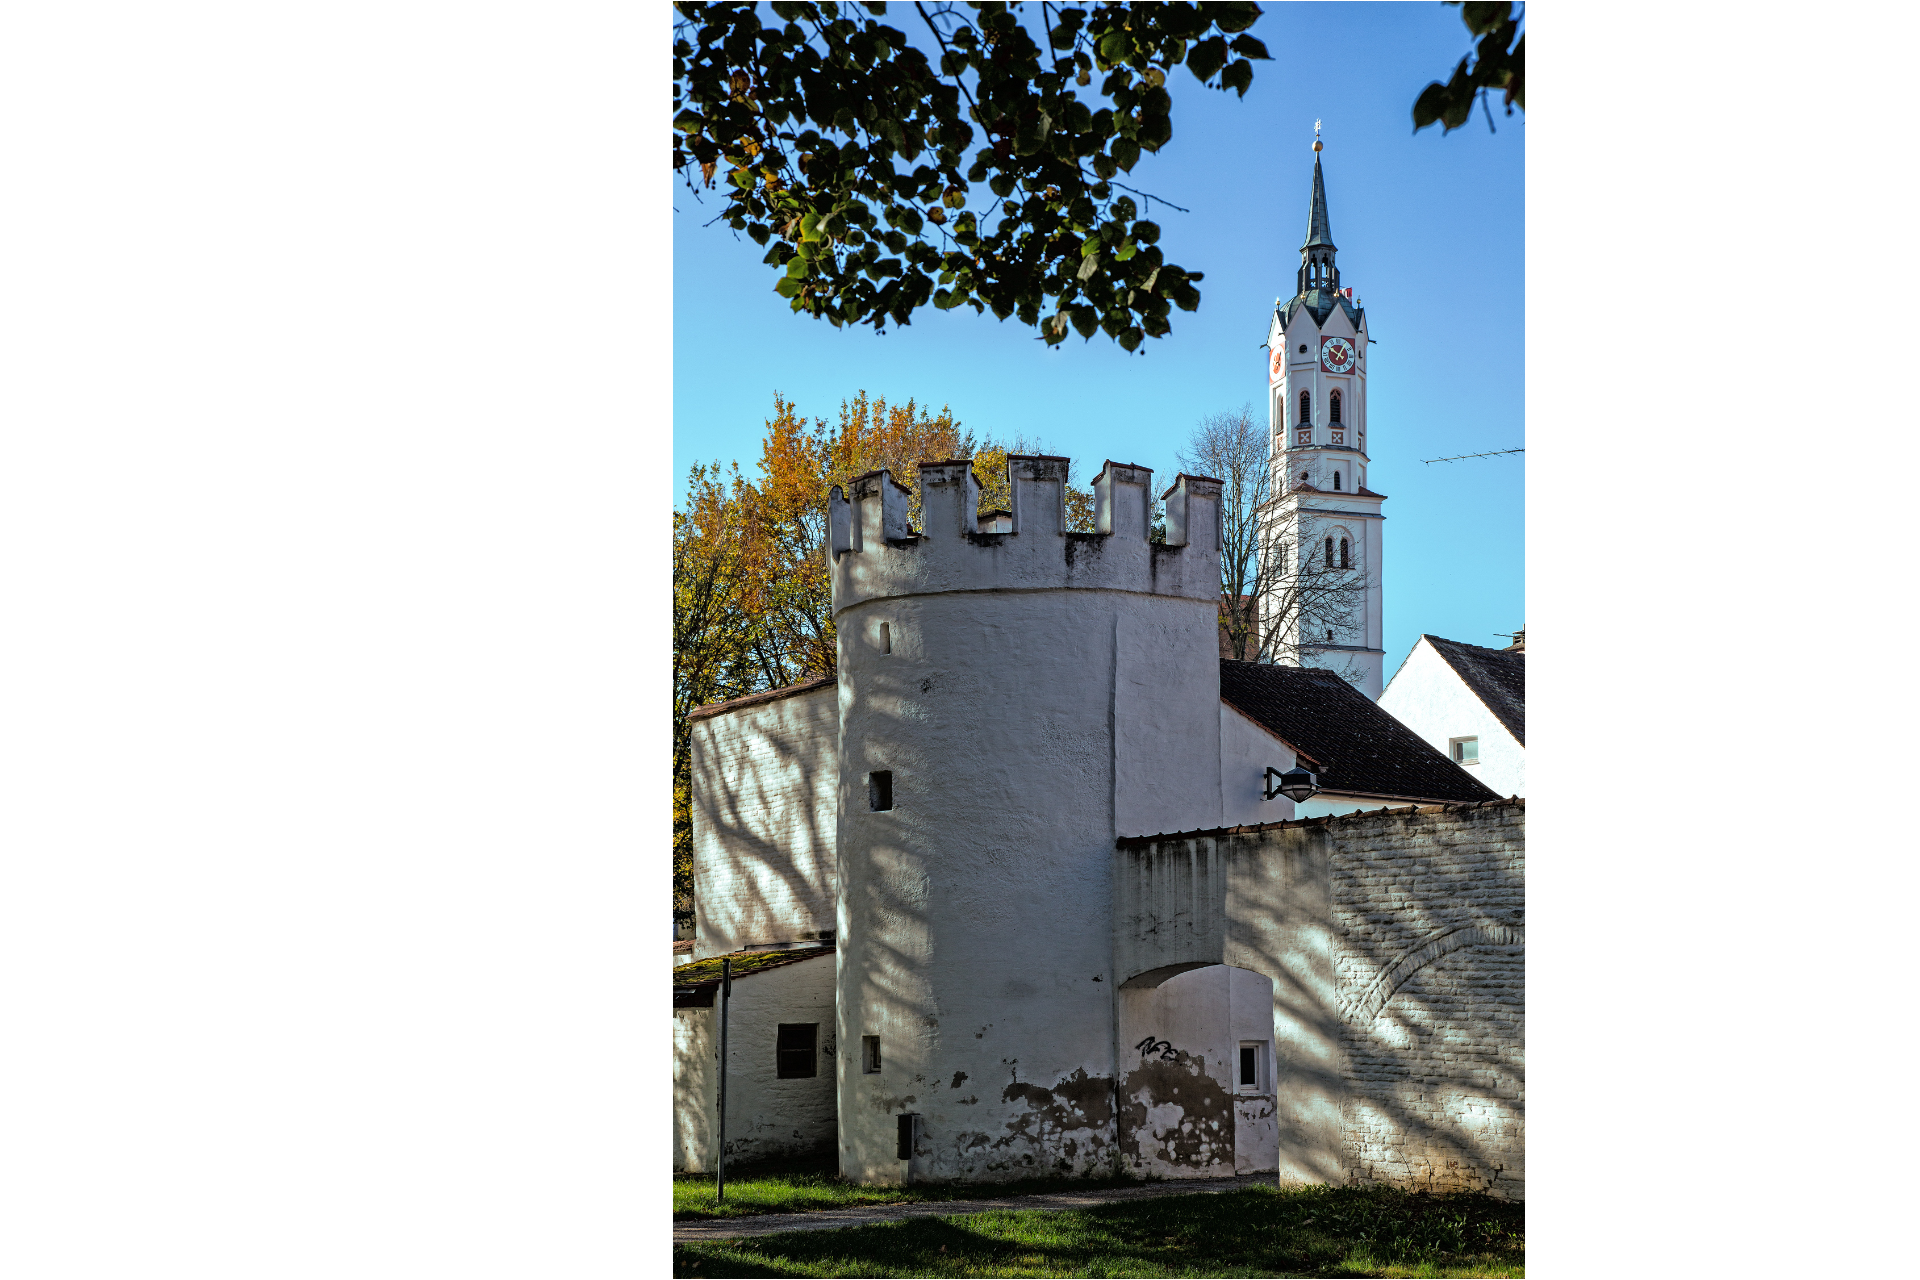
[673,1,1524,674]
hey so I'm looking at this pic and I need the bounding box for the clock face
[1269,346,1286,384]
[1320,335,1357,374]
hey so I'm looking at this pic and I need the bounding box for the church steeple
[1297,128,1339,295]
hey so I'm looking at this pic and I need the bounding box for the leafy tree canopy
[1413,2,1524,134]
[673,1,1268,352]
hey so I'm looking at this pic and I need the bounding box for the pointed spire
[1302,128,1335,251]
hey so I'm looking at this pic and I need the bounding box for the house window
[1237,1041,1267,1094]
[1329,390,1342,423]
[869,771,893,810]
[776,1023,818,1078]
[1324,537,1334,567]
[1340,538,1350,568]
[1298,389,1311,426]
[861,1035,882,1074]
[880,622,891,654]
[1451,737,1479,765]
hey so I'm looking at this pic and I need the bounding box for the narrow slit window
[776,1023,818,1078]
[1324,537,1334,567]
[1298,389,1311,426]
[1333,470,1341,490]
[1340,538,1350,568]
[861,1035,881,1074]
[1329,390,1342,423]
[868,771,893,811]
[880,622,891,654]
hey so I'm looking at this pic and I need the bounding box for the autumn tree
[671,391,1094,926]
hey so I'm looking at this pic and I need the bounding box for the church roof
[1422,635,1527,746]
[1220,660,1499,804]
[1278,289,1363,331]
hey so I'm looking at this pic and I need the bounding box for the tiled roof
[1424,635,1526,746]
[1219,660,1499,804]
[687,674,836,722]
[671,943,836,1007]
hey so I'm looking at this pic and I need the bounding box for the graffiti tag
[1134,1036,1179,1061]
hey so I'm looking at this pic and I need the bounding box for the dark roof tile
[1423,635,1526,746]
[1219,660,1499,804]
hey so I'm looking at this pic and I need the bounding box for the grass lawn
[674,1155,1152,1220]
[673,1183,1524,1278]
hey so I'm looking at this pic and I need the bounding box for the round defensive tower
[827,454,1225,1183]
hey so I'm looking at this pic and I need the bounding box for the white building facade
[1379,634,1526,799]
[1264,139,1387,698]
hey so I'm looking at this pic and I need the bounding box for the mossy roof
[671,943,835,994]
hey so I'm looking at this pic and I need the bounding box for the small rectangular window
[1451,737,1479,765]
[869,771,893,811]
[861,1035,881,1074]
[880,622,891,654]
[776,1023,818,1078]
[1237,1041,1266,1093]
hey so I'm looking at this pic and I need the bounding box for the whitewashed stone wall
[672,952,838,1172]
[1330,803,1524,1198]
[690,684,839,961]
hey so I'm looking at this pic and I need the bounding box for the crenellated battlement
[828,455,1223,616]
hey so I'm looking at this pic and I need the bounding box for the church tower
[1263,130,1387,698]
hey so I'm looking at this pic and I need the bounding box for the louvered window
[776,1023,818,1079]
[1329,390,1342,423]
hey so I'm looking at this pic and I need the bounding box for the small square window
[880,622,891,654]
[869,771,893,811]
[776,1023,818,1078]
[1451,737,1479,765]
[861,1035,881,1074]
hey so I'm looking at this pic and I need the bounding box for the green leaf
[1185,35,1228,83]
[1459,2,1512,37]
[1207,2,1262,35]
[1111,136,1141,172]
[1412,83,1448,131]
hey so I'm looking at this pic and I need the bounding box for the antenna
[1420,448,1525,465]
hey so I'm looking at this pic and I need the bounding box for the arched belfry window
[1329,390,1342,424]
[1333,470,1342,490]
[1324,537,1334,567]
[1298,390,1311,426]
[1340,538,1350,568]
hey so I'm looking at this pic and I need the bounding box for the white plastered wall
[1378,639,1524,797]
[691,685,840,959]
[1220,700,1297,828]
[672,953,838,1172]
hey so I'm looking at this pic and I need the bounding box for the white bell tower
[1263,128,1387,698]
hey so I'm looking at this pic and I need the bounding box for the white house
[1379,633,1526,798]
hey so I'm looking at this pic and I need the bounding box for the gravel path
[672,1173,1274,1242]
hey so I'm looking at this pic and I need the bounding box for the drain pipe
[715,957,732,1203]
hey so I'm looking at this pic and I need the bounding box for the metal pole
[716,957,731,1203]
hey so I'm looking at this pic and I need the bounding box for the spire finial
[1313,119,1322,152]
